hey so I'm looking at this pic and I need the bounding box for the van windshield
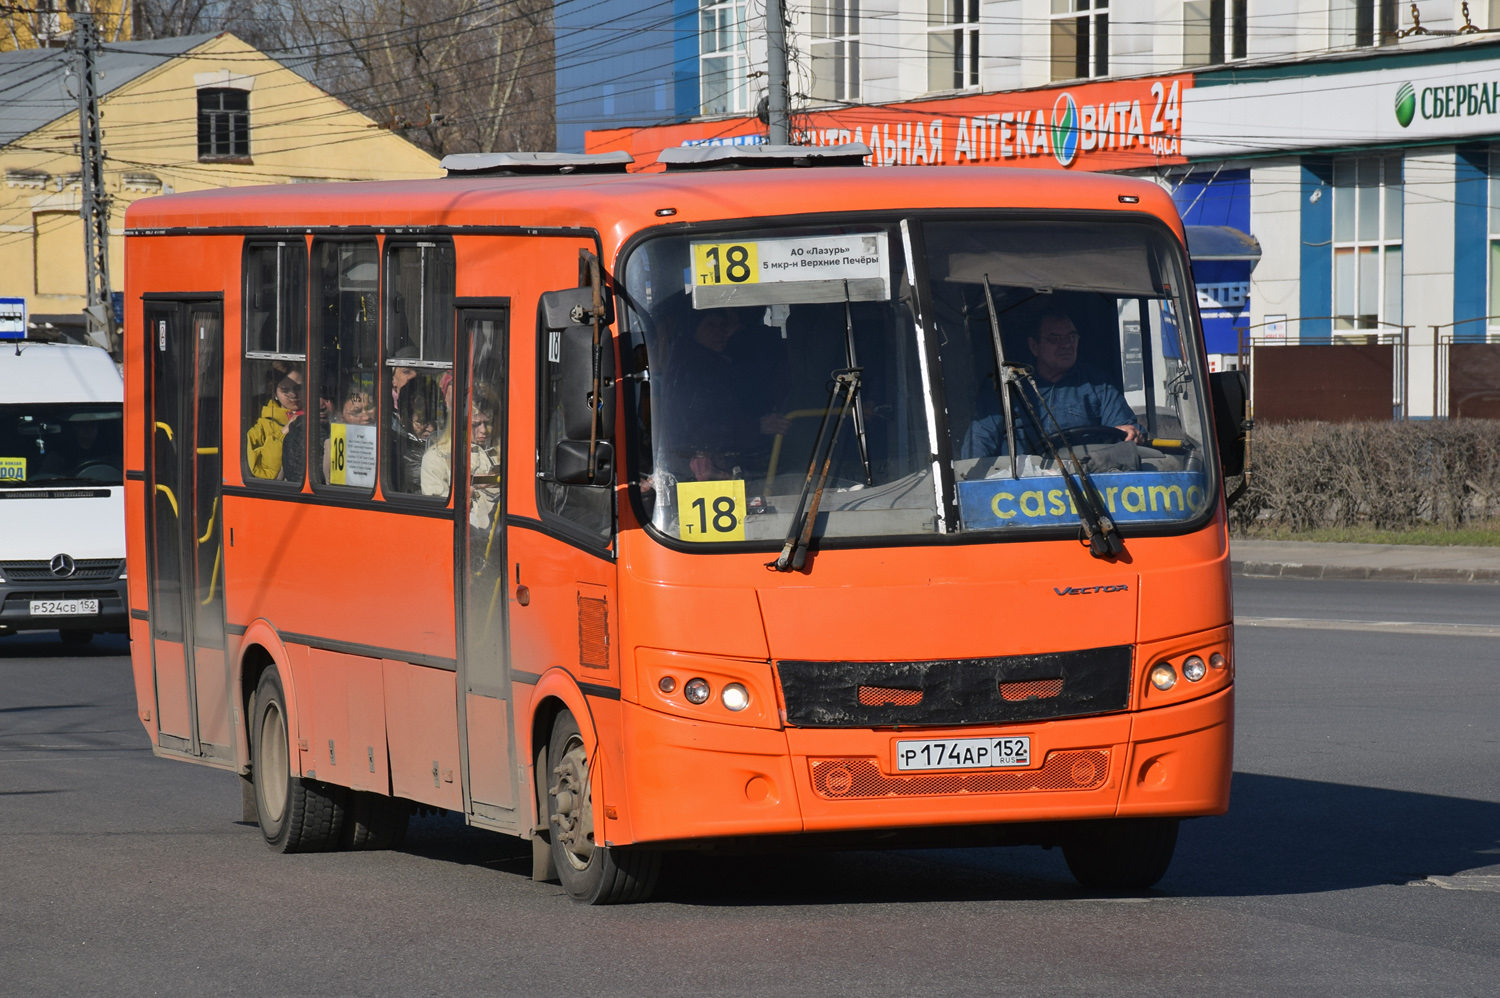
[0,404,123,487]
[619,216,1213,548]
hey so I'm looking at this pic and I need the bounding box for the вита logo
[1050,92,1080,167]
[1395,81,1416,127]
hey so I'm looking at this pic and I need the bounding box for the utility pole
[71,10,117,357]
[765,0,790,144]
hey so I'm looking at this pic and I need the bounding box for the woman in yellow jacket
[246,365,304,479]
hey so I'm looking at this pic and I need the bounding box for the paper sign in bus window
[691,232,890,309]
[675,479,747,542]
[957,471,1209,531]
[329,423,377,487]
[0,456,25,481]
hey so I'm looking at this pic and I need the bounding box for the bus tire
[546,709,660,904]
[342,791,410,851]
[251,666,347,853]
[1062,817,1179,890]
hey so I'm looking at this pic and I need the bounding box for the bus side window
[310,239,380,494]
[536,299,612,545]
[242,240,307,486]
[383,241,454,499]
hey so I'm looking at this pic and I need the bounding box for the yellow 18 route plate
[675,479,747,542]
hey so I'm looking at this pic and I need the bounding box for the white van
[0,341,126,644]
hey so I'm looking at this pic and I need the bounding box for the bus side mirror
[555,439,614,485]
[1209,370,1250,477]
[556,324,615,441]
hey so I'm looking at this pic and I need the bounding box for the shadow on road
[0,631,129,658]
[387,771,1500,906]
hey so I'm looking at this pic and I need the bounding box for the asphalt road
[2,576,1498,997]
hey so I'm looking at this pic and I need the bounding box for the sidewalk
[1231,539,1500,585]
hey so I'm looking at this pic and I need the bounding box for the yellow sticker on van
[0,457,25,481]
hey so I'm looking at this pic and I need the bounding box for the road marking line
[1235,616,1500,639]
[1411,875,1500,893]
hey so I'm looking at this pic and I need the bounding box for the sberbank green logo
[1395,82,1416,127]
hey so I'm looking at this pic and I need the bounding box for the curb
[1232,560,1500,585]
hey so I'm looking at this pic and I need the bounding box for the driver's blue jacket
[960,363,1139,458]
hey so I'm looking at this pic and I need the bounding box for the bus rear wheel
[251,667,347,853]
[1062,817,1179,890]
[546,709,660,904]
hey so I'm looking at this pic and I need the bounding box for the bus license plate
[896,736,1031,772]
[30,599,99,616]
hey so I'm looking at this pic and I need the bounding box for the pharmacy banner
[587,74,1192,173]
[1183,55,1500,158]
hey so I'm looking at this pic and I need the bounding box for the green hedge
[1229,420,1500,532]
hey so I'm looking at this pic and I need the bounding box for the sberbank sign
[1395,79,1500,127]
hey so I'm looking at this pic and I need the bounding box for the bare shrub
[1230,420,1500,533]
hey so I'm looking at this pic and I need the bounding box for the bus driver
[961,310,1143,459]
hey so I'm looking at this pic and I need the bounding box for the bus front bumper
[615,685,1233,846]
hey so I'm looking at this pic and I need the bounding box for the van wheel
[59,629,94,646]
[342,791,409,850]
[1062,818,1179,890]
[251,667,347,853]
[546,709,659,904]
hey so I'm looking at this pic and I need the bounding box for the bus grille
[776,645,1132,727]
[809,750,1110,800]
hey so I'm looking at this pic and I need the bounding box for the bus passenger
[421,380,501,528]
[961,310,1142,458]
[245,363,303,479]
[661,306,789,481]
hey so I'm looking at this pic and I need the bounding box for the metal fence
[1239,318,1410,424]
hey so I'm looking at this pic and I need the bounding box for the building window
[1332,157,1402,331]
[1486,151,1500,330]
[1051,0,1108,82]
[700,0,749,115]
[1330,0,1398,48]
[197,88,249,160]
[1184,0,1247,65]
[928,0,979,93]
[812,0,860,102]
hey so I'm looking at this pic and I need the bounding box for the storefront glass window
[1487,150,1500,329]
[1332,156,1402,331]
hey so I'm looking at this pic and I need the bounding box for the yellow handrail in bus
[197,496,218,544]
[154,422,174,442]
[764,408,837,495]
[200,544,222,607]
[154,484,178,516]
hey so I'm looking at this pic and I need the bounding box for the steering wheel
[73,460,121,481]
[1043,424,1128,449]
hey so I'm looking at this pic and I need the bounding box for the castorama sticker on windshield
[584,76,1191,173]
[957,471,1210,530]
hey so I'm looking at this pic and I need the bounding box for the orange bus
[123,147,1246,903]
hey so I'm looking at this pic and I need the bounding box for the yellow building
[0,32,442,337]
[1,0,129,52]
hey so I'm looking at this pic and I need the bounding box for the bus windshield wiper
[978,275,1122,559]
[842,284,873,486]
[770,368,862,573]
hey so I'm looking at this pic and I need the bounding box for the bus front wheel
[1062,817,1179,890]
[546,709,660,904]
[251,666,347,853]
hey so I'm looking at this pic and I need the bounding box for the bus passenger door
[455,305,520,828]
[144,300,231,762]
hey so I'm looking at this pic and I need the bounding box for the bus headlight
[1149,663,1177,690]
[1182,655,1207,682]
[684,678,711,704]
[721,683,749,712]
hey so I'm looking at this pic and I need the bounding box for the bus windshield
[621,215,1213,547]
[0,403,123,488]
